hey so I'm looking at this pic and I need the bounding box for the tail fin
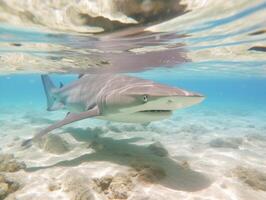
[41,75,62,111]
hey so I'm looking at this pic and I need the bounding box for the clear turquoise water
[1,74,266,113]
[0,1,266,199]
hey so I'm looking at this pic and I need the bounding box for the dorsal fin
[78,74,84,79]
[60,82,64,88]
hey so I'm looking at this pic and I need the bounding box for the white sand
[0,105,266,200]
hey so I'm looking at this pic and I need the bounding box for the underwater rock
[0,182,8,200]
[93,176,113,193]
[64,165,167,200]
[38,134,70,154]
[148,141,169,157]
[108,173,133,199]
[93,173,133,200]
[0,154,26,172]
[63,172,96,200]
[209,137,243,149]
[232,166,266,191]
[0,174,20,200]
[64,170,135,200]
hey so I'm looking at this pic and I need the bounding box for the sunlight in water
[0,1,266,200]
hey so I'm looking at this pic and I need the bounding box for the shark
[22,74,204,146]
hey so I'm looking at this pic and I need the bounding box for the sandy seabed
[0,106,266,200]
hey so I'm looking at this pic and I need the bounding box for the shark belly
[96,111,172,123]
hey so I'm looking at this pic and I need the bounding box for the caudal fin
[41,75,62,111]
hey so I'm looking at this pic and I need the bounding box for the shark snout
[160,94,205,110]
[185,91,204,98]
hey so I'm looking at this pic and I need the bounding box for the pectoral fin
[22,106,100,147]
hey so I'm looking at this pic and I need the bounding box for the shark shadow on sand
[26,127,212,192]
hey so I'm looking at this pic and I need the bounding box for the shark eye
[143,95,148,103]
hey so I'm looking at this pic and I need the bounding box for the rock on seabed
[0,174,20,200]
[0,154,26,172]
[93,173,134,200]
[232,166,266,191]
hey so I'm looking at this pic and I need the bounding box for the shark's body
[23,74,204,146]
